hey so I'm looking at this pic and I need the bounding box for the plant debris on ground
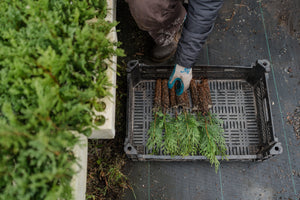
[86,139,130,200]
[287,106,300,140]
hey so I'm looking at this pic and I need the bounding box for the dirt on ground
[86,139,129,200]
[287,106,300,140]
[264,0,300,41]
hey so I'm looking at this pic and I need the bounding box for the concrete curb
[71,133,88,200]
[72,0,117,199]
[89,0,117,139]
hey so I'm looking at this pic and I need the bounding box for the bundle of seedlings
[191,79,227,171]
[147,80,200,156]
[147,78,227,172]
[172,88,201,156]
[146,79,164,154]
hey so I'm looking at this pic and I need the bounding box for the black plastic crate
[124,60,282,161]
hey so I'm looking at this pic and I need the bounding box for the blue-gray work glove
[168,64,192,96]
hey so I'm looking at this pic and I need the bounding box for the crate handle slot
[124,143,137,155]
[127,60,139,73]
[270,143,283,155]
[257,59,271,72]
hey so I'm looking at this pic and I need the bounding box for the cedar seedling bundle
[147,79,164,154]
[147,78,227,172]
[194,79,227,171]
[0,1,123,199]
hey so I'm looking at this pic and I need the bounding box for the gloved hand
[168,64,192,96]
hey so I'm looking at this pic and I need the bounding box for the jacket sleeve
[175,0,223,68]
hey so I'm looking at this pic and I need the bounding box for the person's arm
[176,0,223,67]
[168,0,223,95]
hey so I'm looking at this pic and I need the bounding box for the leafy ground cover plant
[147,79,227,172]
[0,0,123,199]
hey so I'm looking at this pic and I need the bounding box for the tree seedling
[147,78,227,172]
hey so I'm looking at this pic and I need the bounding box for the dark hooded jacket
[175,0,223,68]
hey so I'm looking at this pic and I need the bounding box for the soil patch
[264,0,300,41]
[86,138,129,200]
[287,106,300,140]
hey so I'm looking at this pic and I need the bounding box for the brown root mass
[162,79,170,110]
[154,78,212,113]
[182,91,190,109]
[169,85,177,108]
[190,79,199,110]
[197,78,212,115]
[176,90,186,108]
[154,79,162,111]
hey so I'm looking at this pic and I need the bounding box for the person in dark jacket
[126,0,223,95]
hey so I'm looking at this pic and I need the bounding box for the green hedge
[0,0,123,199]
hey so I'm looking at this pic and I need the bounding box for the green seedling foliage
[162,114,178,155]
[0,0,124,199]
[146,111,227,172]
[181,112,201,156]
[197,112,227,172]
[146,111,164,154]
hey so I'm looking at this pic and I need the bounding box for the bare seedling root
[197,78,212,115]
[154,79,162,111]
[155,78,212,114]
[182,91,190,109]
[169,84,177,108]
[162,79,170,111]
[176,91,186,108]
[190,79,199,111]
